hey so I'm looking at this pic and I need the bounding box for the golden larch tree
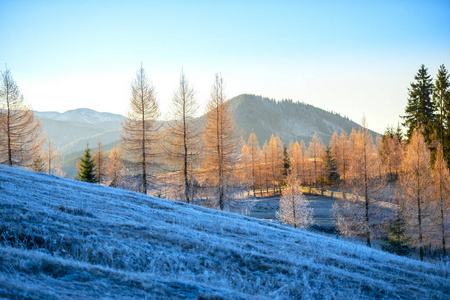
[268,134,283,194]
[165,71,201,203]
[202,74,240,210]
[106,144,124,188]
[308,133,324,187]
[94,140,107,184]
[431,143,450,256]
[121,65,160,194]
[0,67,43,167]
[262,140,270,194]
[276,174,314,229]
[246,132,261,196]
[398,127,433,261]
[332,119,387,247]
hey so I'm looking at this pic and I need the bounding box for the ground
[0,165,449,299]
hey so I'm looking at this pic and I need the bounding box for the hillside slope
[229,94,375,145]
[0,166,448,299]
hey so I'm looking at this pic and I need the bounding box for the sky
[1,0,449,133]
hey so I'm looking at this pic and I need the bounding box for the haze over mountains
[36,94,375,176]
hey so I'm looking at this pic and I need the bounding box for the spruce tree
[322,146,339,185]
[402,64,435,142]
[382,214,411,257]
[433,64,450,163]
[280,145,290,187]
[32,155,45,173]
[76,146,97,183]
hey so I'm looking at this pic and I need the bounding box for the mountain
[36,95,376,176]
[229,94,375,145]
[35,108,124,155]
[1,165,448,298]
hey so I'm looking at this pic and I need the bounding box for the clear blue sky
[1,0,449,133]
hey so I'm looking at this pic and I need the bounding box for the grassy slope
[0,165,448,299]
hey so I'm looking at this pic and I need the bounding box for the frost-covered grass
[0,165,449,299]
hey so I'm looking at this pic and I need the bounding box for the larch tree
[0,67,43,167]
[44,138,65,177]
[380,129,403,177]
[262,140,270,194]
[433,64,450,163]
[330,132,340,162]
[276,174,314,229]
[247,132,261,196]
[268,134,283,194]
[402,64,435,142]
[308,133,324,187]
[94,140,107,184]
[165,71,201,203]
[121,65,160,194]
[338,130,349,187]
[398,127,433,261]
[332,119,387,247]
[240,143,252,193]
[106,144,124,188]
[202,74,240,210]
[299,140,310,186]
[431,144,450,256]
[288,140,302,178]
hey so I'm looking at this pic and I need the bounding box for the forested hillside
[229,94,374,145]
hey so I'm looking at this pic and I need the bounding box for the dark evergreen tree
[76,146,97,183]
[433,64,450,164]
[402,64,435,142]
[395,123,404,142]
[32,155,45,173]
[280,145,290,187]
[322,146,339,185]
[382,214,411,257]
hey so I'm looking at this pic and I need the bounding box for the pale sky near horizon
[1,0,449,133]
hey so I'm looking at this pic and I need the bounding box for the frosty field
[0,165,449,299]
[247,194,336,230]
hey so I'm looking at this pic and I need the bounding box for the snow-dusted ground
[0,165,449,299]
[247,195,336,229]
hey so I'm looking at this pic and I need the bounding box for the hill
[229,94,375,145]
[0,165,448,299]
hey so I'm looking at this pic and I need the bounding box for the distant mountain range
[35,108,124,155]
[36,94,375,176]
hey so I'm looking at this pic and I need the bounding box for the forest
[1,64,449,261]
